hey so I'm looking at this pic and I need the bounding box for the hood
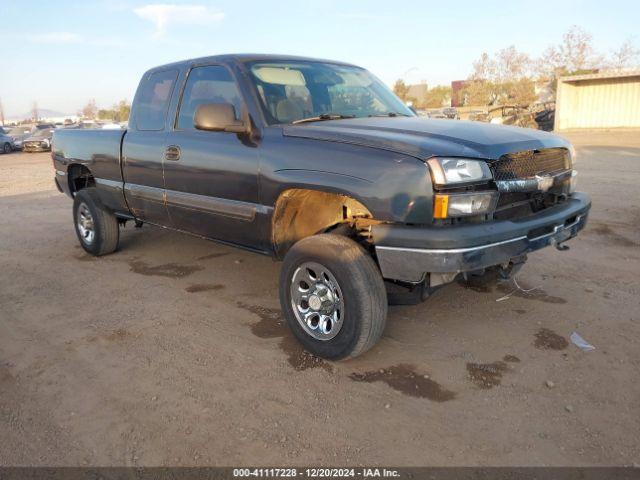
[25,134,52,142]
[283,117,569,160]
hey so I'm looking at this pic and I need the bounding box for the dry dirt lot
[0,132,639,466]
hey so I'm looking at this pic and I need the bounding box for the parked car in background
[533,102,556,131]
[23,127,55,152]
[442,107,460,119]
[467,110,490,122]
[7,125,34,150]
[425,109,448,119]
[1,131,15,153]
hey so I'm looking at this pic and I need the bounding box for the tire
[73,188,119,256]
[2,143,10,154]
[279,234,387,360]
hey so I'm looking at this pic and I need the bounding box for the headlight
[427,157,492,186]
[434,192,498,219]
[569,170,578,193]
[568,144,577,166]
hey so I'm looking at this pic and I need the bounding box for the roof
[559,69,640,83]
[148,54,358,73]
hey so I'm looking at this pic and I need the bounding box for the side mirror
[194,103,247,134]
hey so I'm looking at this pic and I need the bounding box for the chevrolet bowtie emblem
[535,174,554,192]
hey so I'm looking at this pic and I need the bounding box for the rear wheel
[2,143,10,154]
[279,234,387,360]
[73,188,119,256]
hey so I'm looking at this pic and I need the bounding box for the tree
[97,109,115,121]
[494,46,532,82]
[502,78,537,106]
[467,46,533,105]
[82,99,98,119]
[393,79,410,101]
[423,86,451,108]
[536,26,601,79]
[460,81,497,106]
[470,52,495,81]
[116,99,131,122]
[609,38,640,69]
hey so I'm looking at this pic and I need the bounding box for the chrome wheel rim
[76,202,95,245]
[290,261,344,341]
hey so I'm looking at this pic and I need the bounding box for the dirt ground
[0,131,638,467]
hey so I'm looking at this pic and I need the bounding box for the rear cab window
[135,69,178,131]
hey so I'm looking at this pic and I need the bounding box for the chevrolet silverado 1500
[52,54,591,359]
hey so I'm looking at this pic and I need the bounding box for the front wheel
[73,188,119,256]
[2,143,11,154]
[279,234,387,360]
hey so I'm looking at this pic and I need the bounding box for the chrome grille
[492,148,569,181]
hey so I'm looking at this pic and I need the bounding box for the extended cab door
[163,64,261,249]
[122,68,178,226]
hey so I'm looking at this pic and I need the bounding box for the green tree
[393,79,409,101]
[502,78,536,106]
[423,86,451,108]
[116,100,131,122]
[460,81,497,106]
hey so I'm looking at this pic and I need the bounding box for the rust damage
[271,189,379,258]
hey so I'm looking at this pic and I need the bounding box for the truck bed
[53,128,128,213]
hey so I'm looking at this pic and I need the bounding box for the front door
[163,65,260,249]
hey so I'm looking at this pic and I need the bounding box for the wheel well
[67,164,95,195]
[271,188,375,258]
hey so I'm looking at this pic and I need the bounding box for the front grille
[491,148,569,181]
[490,148,571,220]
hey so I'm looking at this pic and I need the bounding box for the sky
[1,0,639,118]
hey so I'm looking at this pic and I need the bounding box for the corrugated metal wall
[556,76,640,130]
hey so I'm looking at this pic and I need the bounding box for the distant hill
[9,108,75,120]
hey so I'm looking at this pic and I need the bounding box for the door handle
[165,145,181,161]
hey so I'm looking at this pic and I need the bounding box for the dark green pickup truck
[52,54,590,359]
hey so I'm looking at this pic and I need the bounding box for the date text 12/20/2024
[233,468,400,478]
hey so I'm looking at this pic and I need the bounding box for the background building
[555,70,640,130]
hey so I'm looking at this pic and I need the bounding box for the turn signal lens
[434,194,449,218]
[434,192,497,219]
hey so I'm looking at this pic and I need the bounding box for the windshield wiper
[368,112,412,117]
[291,113,356,125]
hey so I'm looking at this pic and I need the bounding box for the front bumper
[23,143,50,152]
[373,192,591,283]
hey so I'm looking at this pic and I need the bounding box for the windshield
[246,61,414,124]
[32,129,53,138]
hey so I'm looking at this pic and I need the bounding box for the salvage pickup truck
[53,54,590,359]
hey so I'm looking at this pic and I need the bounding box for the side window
[177,65,243,130]
[135,69,178,131]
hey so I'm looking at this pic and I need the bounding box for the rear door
[122,68,178,225]
[163,64,260,248]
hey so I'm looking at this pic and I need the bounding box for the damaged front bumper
[373,192,591,284]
